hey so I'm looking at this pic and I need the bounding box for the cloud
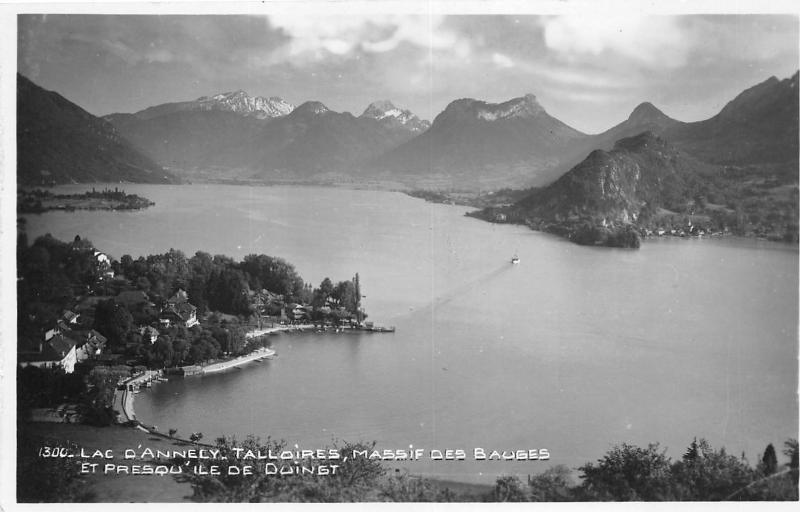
[491,52,514,69]
[541,15,691,68]
[267,14,468,63]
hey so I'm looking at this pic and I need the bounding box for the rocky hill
[513,132,712,226]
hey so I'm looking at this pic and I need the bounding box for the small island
[18,187,155,213]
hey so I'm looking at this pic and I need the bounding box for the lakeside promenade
[244,324,303,338]
[201,346,276,374]
[114,321,392,429]
[116,347,276,426]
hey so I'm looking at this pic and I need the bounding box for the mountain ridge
[120,90,295,121]
[375,94,589,188]
[24,71,797,191]
[105,95,430,179]
[17,74,177,186]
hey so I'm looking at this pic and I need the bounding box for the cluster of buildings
[19,239,354,375]
[18,309,107,374]
[19,281,199,375]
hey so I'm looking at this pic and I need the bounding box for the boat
[511,254,520,264]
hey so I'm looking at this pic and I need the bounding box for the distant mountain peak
[521,93,542,107]
[195,90,294,119]
[360,100,430,132]
[208,90,247,101]
[292,101,330,116]
[439,94,548,123]
[363,100,396,114]
[627,102,670,123]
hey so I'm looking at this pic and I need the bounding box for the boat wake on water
[425,263,514,311]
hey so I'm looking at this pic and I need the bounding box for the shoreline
[17,188,155,214]
[119,322,393,435]
[118,347,277,425]
[201,346,276,374]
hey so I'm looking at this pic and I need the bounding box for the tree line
[21,433,796,502]
[17,231,364,369]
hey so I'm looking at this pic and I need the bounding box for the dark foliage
[17,432,96,502]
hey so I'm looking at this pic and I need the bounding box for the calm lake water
[23,184,799,483]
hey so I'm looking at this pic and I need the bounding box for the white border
[1,2,798,511]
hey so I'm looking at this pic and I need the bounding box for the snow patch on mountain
[195,90,294,119]
[361,100,430,132]
[476,94,546,121]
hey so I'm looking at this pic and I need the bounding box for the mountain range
[583,72,799,167]
[103,95,428,182]
[122,90,295,121]
[471,73,798,246]
[15,72,798,191]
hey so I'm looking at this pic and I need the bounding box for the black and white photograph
[2,0,799,505]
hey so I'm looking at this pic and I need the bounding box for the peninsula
[18,187,155,213]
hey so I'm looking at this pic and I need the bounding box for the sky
[16,7,800,133]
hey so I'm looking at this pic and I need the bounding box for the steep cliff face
[515,132,711,225]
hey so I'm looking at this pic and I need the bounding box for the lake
[23,183,799,483]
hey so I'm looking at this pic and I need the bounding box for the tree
[785,439,799,487]
[150,338,175,368]
[334,280,357,314]
[17,434,95,502]
[489,476,528,502]
[528,465,575,501]
[379,473,456,502]
[671,438,754,500]
[135,276,151,292]
[762,444,778,475]
[93,300,133,348]
[319,278,334,298]
[179,437,386,502]
[578,443,674,500]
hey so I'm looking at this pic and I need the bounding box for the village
[17,234,393,426]
[19,242,392,376]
